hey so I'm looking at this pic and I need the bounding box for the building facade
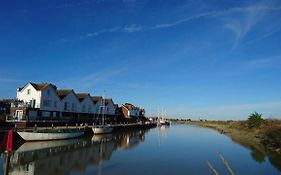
[8,82,119,123]
[7,82,146,125]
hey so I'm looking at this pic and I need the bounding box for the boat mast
[101,91,106,125]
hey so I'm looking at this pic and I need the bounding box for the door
[15,110,24,120]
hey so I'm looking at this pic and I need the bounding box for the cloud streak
[56,67,127,92]
[56,5,281,44]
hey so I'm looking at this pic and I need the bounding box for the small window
[54,101,57,108]
[64,102,68,111]
[47,89,51,96]
[27,89,30,95]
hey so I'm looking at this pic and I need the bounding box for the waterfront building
[121,103,145,119]
[6,82,146,125]
[8,82,117,123]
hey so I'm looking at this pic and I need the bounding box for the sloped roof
[30,83,49,91]
[91,96,102,104]
[76,93,89,102]
[124,103,135,110]
[104,98,113,106]
[56,89,72,99]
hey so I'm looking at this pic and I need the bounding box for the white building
[104,98,116,116]
[10,82,117,122]
[76,93,95,114]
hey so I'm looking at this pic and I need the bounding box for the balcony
[11,101,35,108]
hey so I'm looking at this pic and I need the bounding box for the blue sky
[0,0,281,119]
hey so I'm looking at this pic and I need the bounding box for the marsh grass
[206,154,235,175]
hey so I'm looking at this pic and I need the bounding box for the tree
[248,112,263,128]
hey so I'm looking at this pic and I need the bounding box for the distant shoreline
[171,119,281,154]
[171,119,281,171]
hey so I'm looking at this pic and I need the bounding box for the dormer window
[27,89,30,95]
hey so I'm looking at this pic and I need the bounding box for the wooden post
[4,151,11,175]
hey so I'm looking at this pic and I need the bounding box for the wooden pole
[4,151,11,175]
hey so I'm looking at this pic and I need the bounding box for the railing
[5,115,26,122]
[11,102,30,108]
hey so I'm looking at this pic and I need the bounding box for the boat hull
[92,126,113,134]
[17,131,84,141]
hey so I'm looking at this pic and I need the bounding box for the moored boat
[93,93,114,134]
[92,125,113,134]
[158,119,171,126]
[17,128,84,141]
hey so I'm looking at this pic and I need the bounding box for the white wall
[94,99,103,114]
[16,83,42,108]
[80,95,95,114]
[60,91,80,113]
[40,85,61,112]
[106,101,116,115]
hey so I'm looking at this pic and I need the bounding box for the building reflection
[2,129,148,175]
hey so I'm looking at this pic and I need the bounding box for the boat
[158,119,171,126]
[157,108,171,126]
[17,128,84,141]
[92,94,114,134]
[92,125,113,134]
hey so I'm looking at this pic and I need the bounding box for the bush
[248,112,263,128]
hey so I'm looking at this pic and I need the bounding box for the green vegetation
[248,112,263,128]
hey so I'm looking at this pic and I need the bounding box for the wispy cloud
[152,6,281,29]
[123,24,142,33]
[56,5,281,44]
[246,55,281,68]
[223,5,270,48]
[56,67,127,92]
[56,25,142,43]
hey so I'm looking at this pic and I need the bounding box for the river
[1,124,280,175]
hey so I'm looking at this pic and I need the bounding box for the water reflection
[1,125,281,175]
[2,129,148,175]
[229,133,281,171]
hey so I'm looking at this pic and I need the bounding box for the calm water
[1,124,281,175]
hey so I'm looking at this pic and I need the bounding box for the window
[47,89,51,96]
[54,101,57,108]
[27,89,30,95]
[43,100,51,107]
[64,102,68,111]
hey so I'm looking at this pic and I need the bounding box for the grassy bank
[174,119,281,154]
[171,119,281,171]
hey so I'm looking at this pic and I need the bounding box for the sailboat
[157,108,171,126]
[92,95,114,134]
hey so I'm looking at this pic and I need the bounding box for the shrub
[248,112,263,128]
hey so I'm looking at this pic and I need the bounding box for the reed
[206,160,219,175]
[218,153,235,175]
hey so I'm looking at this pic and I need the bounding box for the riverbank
[171,119,281,171]
[172,119,281,154]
